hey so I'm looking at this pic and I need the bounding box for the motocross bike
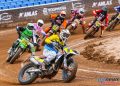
[6,38,32,64]
[84,13,105,39]
[84,20,102,39]
[66,19,79,33]
[106,13,120,31]
[18,47,79,85]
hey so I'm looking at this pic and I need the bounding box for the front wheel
[84,27,95,39]
[18,63,38,85]
[9,48,22,64]
[62,59,78,83]
[106,19,119,31]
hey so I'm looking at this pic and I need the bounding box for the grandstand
[0,0,66,10]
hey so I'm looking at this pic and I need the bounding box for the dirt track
[1,17,120,86]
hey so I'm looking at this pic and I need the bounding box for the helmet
[60,29,70,43]
[60,11,66,18]
[102,6,108,12]
[37,19,44,27]
[27,23,34,30]
[79,8,85,14]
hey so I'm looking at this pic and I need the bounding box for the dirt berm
[81,36,120,64]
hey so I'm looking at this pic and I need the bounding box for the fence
[0,0,119,29]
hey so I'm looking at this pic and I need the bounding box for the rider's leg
[99,26,104,37]
[42,48,57,70]
[28,42,35,56]
[80,22,86,34]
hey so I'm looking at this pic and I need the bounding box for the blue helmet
[114,6,120,12]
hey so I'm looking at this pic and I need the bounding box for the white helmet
[37,19,44,27]
[79,8,85,14]
[27,23,34,30]
[60,11,66,19]
[60,29,70,43]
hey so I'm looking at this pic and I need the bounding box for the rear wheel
[18,63,38,85]
[9,48,22,64]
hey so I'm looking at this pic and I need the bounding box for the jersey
[33,23,46,36]
[44,34,64,53]
[20,27,33,40]
[93,9,108,25]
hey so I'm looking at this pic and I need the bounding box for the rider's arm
[93,10,102,16]
[32,30,37,44]
[105,14,109,26]
[45,35,58,44]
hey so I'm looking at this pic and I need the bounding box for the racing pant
[67,19,85,33]
[43,48,57,64]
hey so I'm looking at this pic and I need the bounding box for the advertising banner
[0,2,72,29]
[0,0,119,29]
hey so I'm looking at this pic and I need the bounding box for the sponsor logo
[0,13,12,21]
[72,2,85,9]
[97,78,120,85]
[19,10,38,18]
[43,6,66,15]
[92,0,113,7]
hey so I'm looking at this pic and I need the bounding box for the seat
[14,4,21,8]
[58,0,64,2]
[45,0,52,4]
[29,0,35,2]
[8,5,15,9]
[4,2,11,6]
[2,6,9,9]
[39,1,45,4]
[0,4,4,7]
[20,4,27,7]
[0,7,3,10]
[0,0,6,3]
[10,2,16,5]
[16,1,23,5]
[6,0,12,2]
[51,0,58,3]
[33,2,40,6]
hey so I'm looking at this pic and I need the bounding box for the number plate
[21,39,28,46]
[95,21,101,27]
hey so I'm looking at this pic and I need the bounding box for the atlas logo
[19,10,38,18]
[0,13,12,21]
[92,0,113,7]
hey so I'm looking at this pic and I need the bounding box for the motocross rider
[68,8,86,34]
[32,19,46,50]
[110,6,120,22]
[44,11,67,35]
[8,23,36,56]
[32,29,70,70]
[88,6,109,37]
